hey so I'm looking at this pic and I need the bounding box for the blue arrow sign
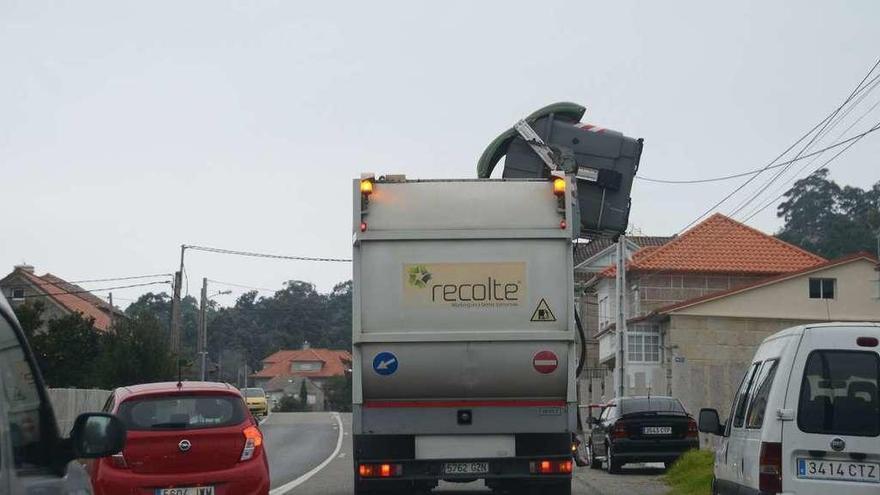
[372,352,398,376]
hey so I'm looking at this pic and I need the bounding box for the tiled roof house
[0,264,124,332]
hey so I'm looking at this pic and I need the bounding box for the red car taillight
[240,425,263,461]
[611,422,628,440]
[686,418,699,439]
[530,459,573,475]
[759,442,782,493]
[109,453,129,469]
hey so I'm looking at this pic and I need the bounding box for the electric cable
[676,56,880,233]
[19,280,172,299]
[184,245,351,263]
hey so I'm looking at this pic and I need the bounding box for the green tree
[127,280,353,386]
[125,292,204,362]
[29,313,103,388]
[300,379,309,410]
[777,168,880,259]
[323,375,352,412]
[94,313,176,389]
[13,300,45,340]
[276,394,306,412]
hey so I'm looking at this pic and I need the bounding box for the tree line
[13,280,352,390]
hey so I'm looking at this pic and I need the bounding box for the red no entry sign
[533,350,559,374]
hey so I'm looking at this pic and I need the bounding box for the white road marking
[269,412,344,495]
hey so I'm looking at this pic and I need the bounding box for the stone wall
[666,315,813,419]
[48,388,112,435]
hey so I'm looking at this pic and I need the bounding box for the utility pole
[615,235,628,399]
[198,278,208,381]
[108,292,114,331]
[170,245,186,353]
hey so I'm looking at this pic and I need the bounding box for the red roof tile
[601,214,825,277]
[252,348,352,379]
[18,270,113,331]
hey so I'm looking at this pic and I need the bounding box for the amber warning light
[360,179,374,196]
[553,177,566,197]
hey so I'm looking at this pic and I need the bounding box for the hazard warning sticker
[530,298,556,322]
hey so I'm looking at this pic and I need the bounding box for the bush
[275,394,307,412]
[664,449,715,495]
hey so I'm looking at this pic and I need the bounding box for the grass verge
[664,449,714,495]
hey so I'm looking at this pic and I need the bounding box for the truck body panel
[352,177,577,492]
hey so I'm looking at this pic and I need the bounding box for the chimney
[302,340,310,350]
[14,264,34,274]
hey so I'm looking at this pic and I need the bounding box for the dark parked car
[588,396,698,473]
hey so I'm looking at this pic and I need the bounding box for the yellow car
[242,387,269,417]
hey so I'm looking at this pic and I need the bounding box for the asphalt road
[263,412,668,495]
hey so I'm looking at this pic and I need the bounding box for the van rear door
[782,325,880,494]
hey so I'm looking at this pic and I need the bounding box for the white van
[0,293,126,494]
[699,322,879,495]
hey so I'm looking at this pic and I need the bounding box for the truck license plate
[642,426,672,435]
[797,458,879,483]
[443,462,489,475]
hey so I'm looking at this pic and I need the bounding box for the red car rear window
[117,394,247,430]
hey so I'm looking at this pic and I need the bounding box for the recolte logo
[402,262,527,309]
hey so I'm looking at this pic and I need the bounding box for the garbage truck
[351,102,642,494]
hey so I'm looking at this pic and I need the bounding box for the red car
[88,381,270,495]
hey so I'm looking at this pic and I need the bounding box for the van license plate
[642,426,672,435]
[156,487,215,495]
[443,462,489,475]
[797,458,880,483]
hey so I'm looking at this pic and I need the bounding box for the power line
[207,279,278,292]
[184,245,351,263]
[20,280,172,299]
[16,273,173,287]
[634,127,880,184]
[740,119,880,223]
[737,97,880,221]
[728,70,880,219]
[676,56,880,234]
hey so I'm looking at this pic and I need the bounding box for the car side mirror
[698,408,723,436]
[70,413,126,458]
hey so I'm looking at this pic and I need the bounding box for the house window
[11,288,25,301]
[598,296,610,329]
[809,278,836,299]
[292,361,323,372]
[631,286,640,316]
[627,326,660,363]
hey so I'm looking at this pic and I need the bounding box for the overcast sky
[2,1,878,307]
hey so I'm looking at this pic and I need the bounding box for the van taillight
[240,425,263,461]
[611,422,628,439]
[759,442,782,493]
[686,418,699,438]
[857,337,878,347]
